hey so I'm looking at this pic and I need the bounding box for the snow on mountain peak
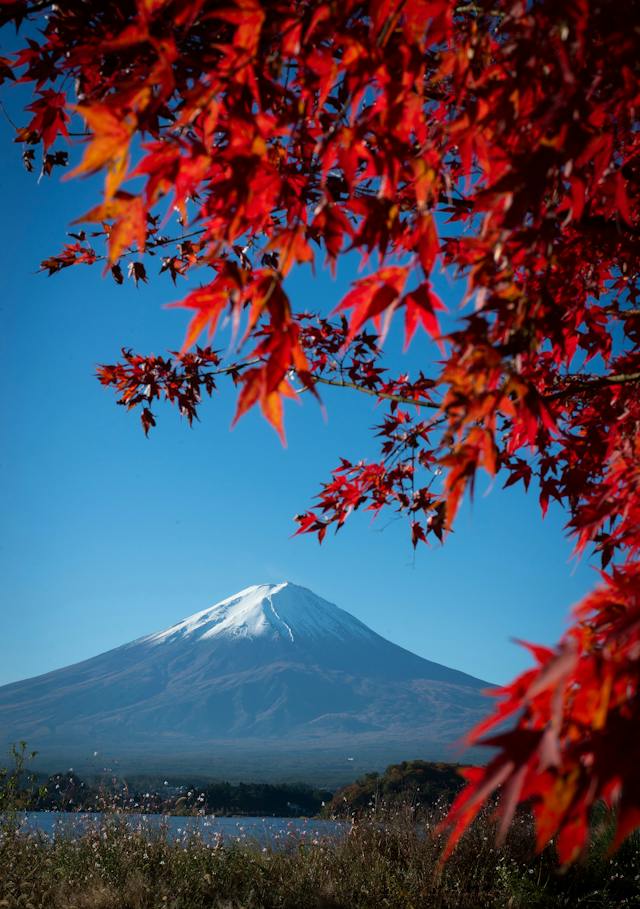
[143,582,372,646]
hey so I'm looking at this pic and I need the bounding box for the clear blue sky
[0,103,597,690]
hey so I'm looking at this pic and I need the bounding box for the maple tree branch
[312,374,439,408]
[547,371,640,400]
[68,123,177,138]
[153,228,206,247]
[133,354,441,417]
[605,308,640,318]
[202,361,254,378]
[192,361,440,410]
[86,229,208,265]
[180,358,440,410]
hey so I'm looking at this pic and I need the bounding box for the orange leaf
[261,389,286,445]
[171,283,232,351]
[75,192,146,265]
[69,104,134,189]
[233,367,263,426]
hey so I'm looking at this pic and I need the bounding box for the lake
[13,812,345,848]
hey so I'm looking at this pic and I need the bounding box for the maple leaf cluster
[3,0,640,863]
[96,346,225,435]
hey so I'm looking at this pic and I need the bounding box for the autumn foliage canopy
[2,0,639,864]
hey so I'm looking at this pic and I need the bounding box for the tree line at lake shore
[2,744,464,818]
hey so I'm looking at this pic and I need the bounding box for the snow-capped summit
[144,582,373,646]
[0,582,491,775]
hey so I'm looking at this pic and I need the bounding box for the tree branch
[313,374,438,408]
[188,361,439,410]
[605,308,640,318]
[547,371,640,400]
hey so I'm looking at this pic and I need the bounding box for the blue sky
[0,106,597,690]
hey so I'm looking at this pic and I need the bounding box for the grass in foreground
[2,802,640,909]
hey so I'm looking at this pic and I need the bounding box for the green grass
[1,803,639,908]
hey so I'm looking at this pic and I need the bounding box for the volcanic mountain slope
[0,583,491,765]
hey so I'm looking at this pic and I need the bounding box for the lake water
[15,812,345,848]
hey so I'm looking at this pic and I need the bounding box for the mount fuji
[0,583,492,778]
